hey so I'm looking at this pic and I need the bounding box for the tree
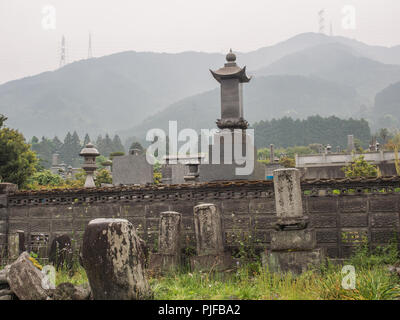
[95,169,112,187]
[60,131,81,167]
[0,116,37,187]
[112,135,124,153]
[52,136,63,152]
[252,115,371,150]
[31,137,54,168]
[0,115,7,127]
[83,133,91,147]
[279,156,295,168]
[129,141,144,154]
[26,170,64,188]
[379,128,389,145]
[342,155,378,178]
[31,136,39,144]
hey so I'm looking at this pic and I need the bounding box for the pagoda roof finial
[210,49,250,83]
[226,48,236,62]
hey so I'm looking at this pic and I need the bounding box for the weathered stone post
[149,211,182,273]
[347,134,355,152]
[264,168,324,274]
[81,218,152,300]
[7,230,24,261]
[273,168,307,230]
[190,203,231,271]
[0,183,18,264]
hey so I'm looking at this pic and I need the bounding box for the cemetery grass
[56,244,400,300]
[150,262,400,300]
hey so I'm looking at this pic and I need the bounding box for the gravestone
[149,211,182,273]
[112,151,153,185]
[48,234,73,270]
[7,230,24,261]
[81,218,152,300]
[190,204,232,271]
[263,168,324,274]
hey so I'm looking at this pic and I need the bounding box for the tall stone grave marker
[190,203,232,271]
[149,211,182,273]
[264,168,324,274]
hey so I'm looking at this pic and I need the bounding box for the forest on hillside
[252,116,371,149]
[30,132,125,168]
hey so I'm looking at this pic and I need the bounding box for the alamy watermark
[342,5,356,30]
[41,5,57,30]
[341,265,356,290]
[145,121,255,176]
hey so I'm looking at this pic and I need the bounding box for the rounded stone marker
[81,218,152,300]
[48,234,73,270]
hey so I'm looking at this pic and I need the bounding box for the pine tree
[102,134,114,157]
[83,133,91,147]
[112,135,124,153]
[60,132,73,166]
[96,135,103,153]
[71,131,82,167]
[60,132,81,167]
[52,136,63,153]
[129,141,144,154]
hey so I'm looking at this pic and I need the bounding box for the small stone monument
[7,230,24,261]
[347,134,355,152]
[190,204,232,271]
[81,218,152,300]
[48,234,73,270]
[79,142,99,188]
[149,211,182,273]
[112,148,153,185]
[263,168,324,274]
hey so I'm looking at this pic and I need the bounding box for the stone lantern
[79,142,100,188]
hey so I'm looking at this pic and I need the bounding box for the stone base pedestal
[262,248,325,275]
[270,228,316,251]
[190,252,233,272]
[264,228,324,275]
[148,253,180,274]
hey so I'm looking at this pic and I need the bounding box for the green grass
[150,261,400,300]
[56,265,88,286]
[54,242,400,300]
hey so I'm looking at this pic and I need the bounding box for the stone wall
[1,178,400,264]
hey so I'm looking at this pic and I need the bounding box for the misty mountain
[373,81,400,128]
[0,51,224,138]
[256,43,400,101]
[240,32,400,71]
[0,32,399,139]
[121,75,362,142]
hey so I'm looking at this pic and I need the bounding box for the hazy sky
[0,0,399,84]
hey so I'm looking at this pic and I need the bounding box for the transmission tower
[318,9,325,34]
[59,35,66,68]
[88,32,93,59]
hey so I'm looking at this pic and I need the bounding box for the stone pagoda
[210,49,251,130]
[161,50,264,183]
